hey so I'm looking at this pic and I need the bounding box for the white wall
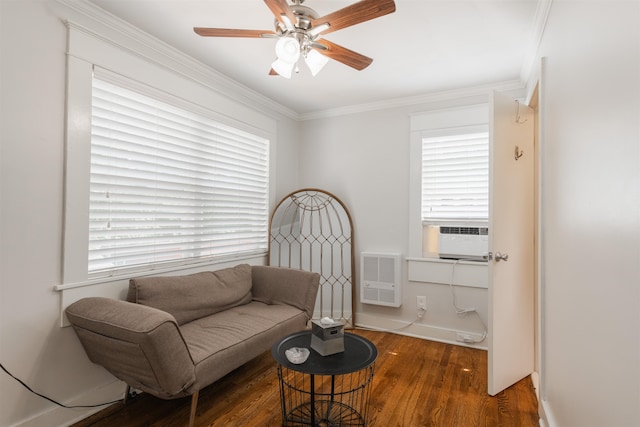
[299,98,499,345]
[535,1,640,426]
[0,2,300,426]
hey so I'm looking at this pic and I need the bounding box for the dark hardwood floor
[71,329,539,427]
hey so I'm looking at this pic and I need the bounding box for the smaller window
[421,130,489,222]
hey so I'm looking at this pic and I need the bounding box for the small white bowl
[285,347,310,364]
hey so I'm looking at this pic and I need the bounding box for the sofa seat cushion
[180,301,304,364]
[127,264,253,325]
[180,301,308,388]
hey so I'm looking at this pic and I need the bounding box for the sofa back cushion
[127,264,252,325]
[251,265,320,318]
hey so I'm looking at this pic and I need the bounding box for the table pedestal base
[277,366,374,427]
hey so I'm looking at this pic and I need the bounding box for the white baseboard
[538,397,557,427]
[12,380,125,427]
[354,312,488,350]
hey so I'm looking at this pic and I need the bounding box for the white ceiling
[87,0,543,115]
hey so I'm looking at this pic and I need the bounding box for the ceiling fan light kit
[275,37,301,63]
[194,0,396,78]
[271,34,330,78]
[271,37,300,78]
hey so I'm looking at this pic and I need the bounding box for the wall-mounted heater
[438,226,488,261]
[360,253,401,307]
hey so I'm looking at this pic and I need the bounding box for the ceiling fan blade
[311,0,396,36]
[263,0,297,29]
[313,39,373,71]
[194,28,276,38]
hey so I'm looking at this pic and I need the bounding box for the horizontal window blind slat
[91,132,268,166]
[88,236,267,256]
[88,233,268,249]
[90,140,267,177]
[92,106,266,156]
[90,172,267,192]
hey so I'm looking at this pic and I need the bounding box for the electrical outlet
[416,296,427,311]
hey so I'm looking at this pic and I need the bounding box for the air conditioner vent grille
[440,226,488,235]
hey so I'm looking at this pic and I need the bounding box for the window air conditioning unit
[360,253,401,307]
[438,226,488,261]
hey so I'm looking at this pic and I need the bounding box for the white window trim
[60,22,277,289]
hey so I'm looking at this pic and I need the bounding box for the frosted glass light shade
[305,49,330,76]
[275,37,300,64]
[271,58,295,78]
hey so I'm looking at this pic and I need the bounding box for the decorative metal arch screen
[269,189,355,326]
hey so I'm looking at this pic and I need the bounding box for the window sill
[407,257,488,289]
[55,252,268,328]
[55,251,268,292]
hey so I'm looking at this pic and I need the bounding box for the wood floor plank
[71,330,538,427]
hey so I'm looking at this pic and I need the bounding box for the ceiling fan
[194,0,396,78]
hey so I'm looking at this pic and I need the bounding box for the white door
[488,90,535,395]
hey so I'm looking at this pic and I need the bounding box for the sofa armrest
[66,297,196,399]
[251,266,320,318]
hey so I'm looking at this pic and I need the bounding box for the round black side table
[272,331,378,427]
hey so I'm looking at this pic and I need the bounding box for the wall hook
[515,100,528,124]
[515,146,524,160]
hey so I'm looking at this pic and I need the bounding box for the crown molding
[54,0,299,121]
[298,80,526,121]
[520,0,553,84]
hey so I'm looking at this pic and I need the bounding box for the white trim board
[407,258,488,289]
[355,312,487,351]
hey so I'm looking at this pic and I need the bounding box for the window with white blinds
[421,131,489,221]
[89,77,269,276]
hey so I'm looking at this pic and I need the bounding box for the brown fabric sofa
[65,264,320,427]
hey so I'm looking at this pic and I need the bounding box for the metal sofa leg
[189,390,199,427]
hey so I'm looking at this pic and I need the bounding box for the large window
[59,22,276,298]
[88,77,269,277]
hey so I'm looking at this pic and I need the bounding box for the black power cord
[0,362,123,409]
